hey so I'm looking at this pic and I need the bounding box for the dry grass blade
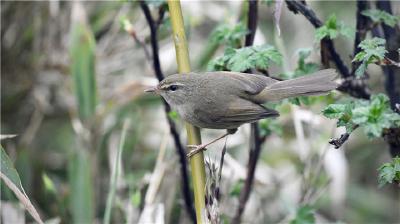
[0,146,44,224]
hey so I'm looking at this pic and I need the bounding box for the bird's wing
[214,97,279,125]
[205,71,278,95]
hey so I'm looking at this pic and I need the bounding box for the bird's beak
[144,86,159,94]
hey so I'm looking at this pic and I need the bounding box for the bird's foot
[187,144,207,158]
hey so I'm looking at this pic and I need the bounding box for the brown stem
[139,2,196,222]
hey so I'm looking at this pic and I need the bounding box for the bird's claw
[187,144,206,158]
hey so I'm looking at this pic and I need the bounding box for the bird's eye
[169,85,178,91]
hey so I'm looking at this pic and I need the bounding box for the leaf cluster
[323,94,400,137]
[259,119,283,137]
[207,45,282,72]
[378,157,400,188]
[210,23,249,47]
[353,37,387,77]
[290,205,316,224]
[361,9,400,27]
[315,14,354,42]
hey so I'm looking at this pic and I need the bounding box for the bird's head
[145,73,196,106]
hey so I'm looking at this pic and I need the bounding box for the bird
[145,69,338,157]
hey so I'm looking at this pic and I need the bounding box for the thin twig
[232,1,262,223]
[329,125,359,149]
[139,2,196,222]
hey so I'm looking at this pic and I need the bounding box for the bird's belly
[177,105,240,130]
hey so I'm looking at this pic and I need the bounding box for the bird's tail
[255,69,338,102]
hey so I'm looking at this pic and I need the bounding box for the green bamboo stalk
[167,1,206,223]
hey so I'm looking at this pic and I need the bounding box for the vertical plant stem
[167,1,206,223]
[139,2,195,221]
[103,119,130,224]
[232,1,260,223]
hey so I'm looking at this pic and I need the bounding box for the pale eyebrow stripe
[160,82,184,90]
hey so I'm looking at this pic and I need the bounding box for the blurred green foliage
[290,205,315,224]
[315,14,354,42]
[362,9,400,27]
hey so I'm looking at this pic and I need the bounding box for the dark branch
[329,125,359,149]
[375,0,400,157]
[352,0,370,74]
[244,0,258,46]
[232,1,262,223]
[285,0,322,27]
[140,2,196,222]
[375,0,400,112]
[285,0,371,99]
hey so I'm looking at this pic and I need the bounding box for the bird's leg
[187,129,237,158]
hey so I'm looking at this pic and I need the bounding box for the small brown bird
[145,69,338,157]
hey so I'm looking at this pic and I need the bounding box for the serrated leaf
[322,104,348,119]
[315,14,354,41]
[210,23,248,47]
[378,157,400,187]
[208,45,282,72]
[362,9,400,27]
[353,38,387,77]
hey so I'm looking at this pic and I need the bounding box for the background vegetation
[1,1,399,223]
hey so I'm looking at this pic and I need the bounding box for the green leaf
[362,9,400,27]
[290,205,316,224]
[322,104,348,119]
[42,173,56,195]
[168,110,179,121]
[259,119,283,136]
[208,45,282,72]
[69,150,94,224]
[323,94,399,137]
[378,157,400,187]
[1,146,44,224]
[353,38,387,77]
[131,190,142,207]
[229,179,244,197]
[70,17,98,121]
[351,94,399,137]
[339,22,355,39]
[315,14,354,41]
[210,23,248,47]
